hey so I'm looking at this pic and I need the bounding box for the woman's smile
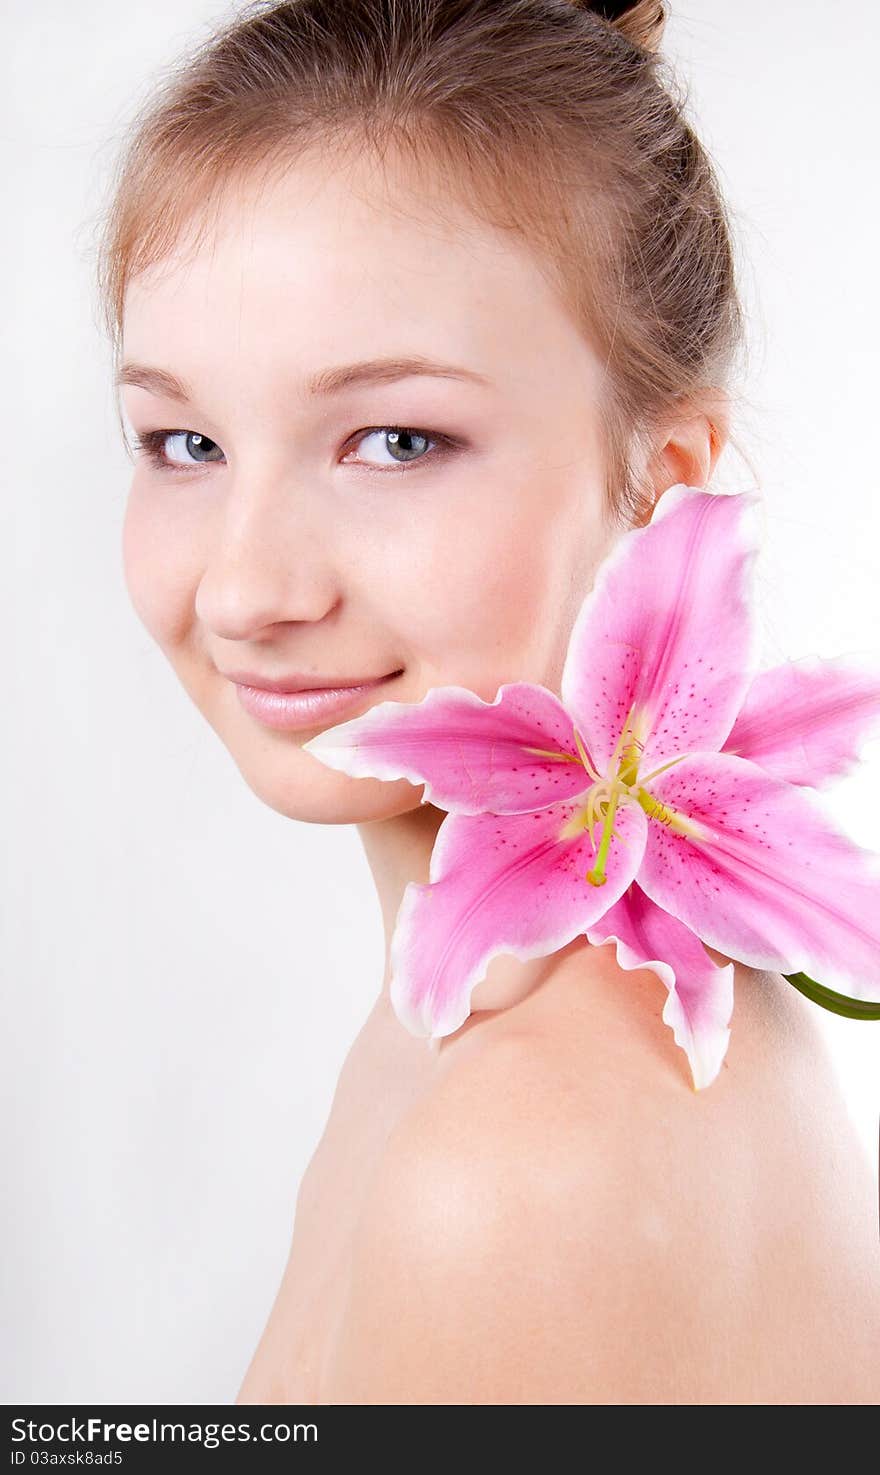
[232,670,402,731]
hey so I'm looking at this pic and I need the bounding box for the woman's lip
[233,673,398,731]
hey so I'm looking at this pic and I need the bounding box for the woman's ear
[643,390,731,515]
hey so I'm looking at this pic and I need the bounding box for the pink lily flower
[303,486,880,1090]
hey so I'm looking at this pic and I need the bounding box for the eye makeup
[129,424,466,477]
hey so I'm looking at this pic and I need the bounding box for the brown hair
[94,0,753,527]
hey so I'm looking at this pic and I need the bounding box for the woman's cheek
[121,479,200,649]
[390,487,557,689]
[459,487,555,628]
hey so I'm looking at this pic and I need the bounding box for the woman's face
[120,150,618,823]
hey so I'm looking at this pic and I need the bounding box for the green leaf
[782,971,880,1020]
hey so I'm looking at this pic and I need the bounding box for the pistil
[546,705,698,878]
[584,783,621,886]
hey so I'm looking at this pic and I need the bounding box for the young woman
[97,0,880,1403]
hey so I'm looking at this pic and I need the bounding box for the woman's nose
[194,477,339,638]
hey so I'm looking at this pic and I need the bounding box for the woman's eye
[131,429,225,473]
[342,426,449,470]
[131,424,458,476]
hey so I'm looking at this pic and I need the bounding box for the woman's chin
[234,753,428,825]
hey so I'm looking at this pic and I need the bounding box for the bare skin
[235,940,880,1405]
[117,144,879,1405]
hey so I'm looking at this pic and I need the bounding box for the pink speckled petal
[722,653,880,788]
[389,797,648,1038]
[586,882,734,1090]
[637,751,880,1001]
[302,682,589,814]
[561,486,761,776]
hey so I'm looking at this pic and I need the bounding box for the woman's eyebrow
[115,355,491,402]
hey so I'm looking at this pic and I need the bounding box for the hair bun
[575,1,667,54]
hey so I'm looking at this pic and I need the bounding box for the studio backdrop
[3,0,879,1404]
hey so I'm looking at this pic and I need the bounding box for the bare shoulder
[322,965,880,1404]
[321,1026,730,1404]
[321,1033,600,1403]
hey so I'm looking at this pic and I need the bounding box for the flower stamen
[520,745,583,765]
[638,751,691,786]
[557,704,699,877]
[635,785,702,838]
[573,727,603,783]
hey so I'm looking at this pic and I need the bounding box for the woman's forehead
[121,160,601,397]
[125,157,539,312]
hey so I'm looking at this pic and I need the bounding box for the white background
[3,0,879,1402]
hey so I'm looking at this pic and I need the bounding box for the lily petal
[636,751,880,1001]
[586,882,734,1091]
[302,681,589,814]
[561,486,761,775]
[390,797,648,1038]
[721,653,880,788]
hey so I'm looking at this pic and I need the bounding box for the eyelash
[129,425,460,477]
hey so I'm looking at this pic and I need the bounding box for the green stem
[782,971,880,1020]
